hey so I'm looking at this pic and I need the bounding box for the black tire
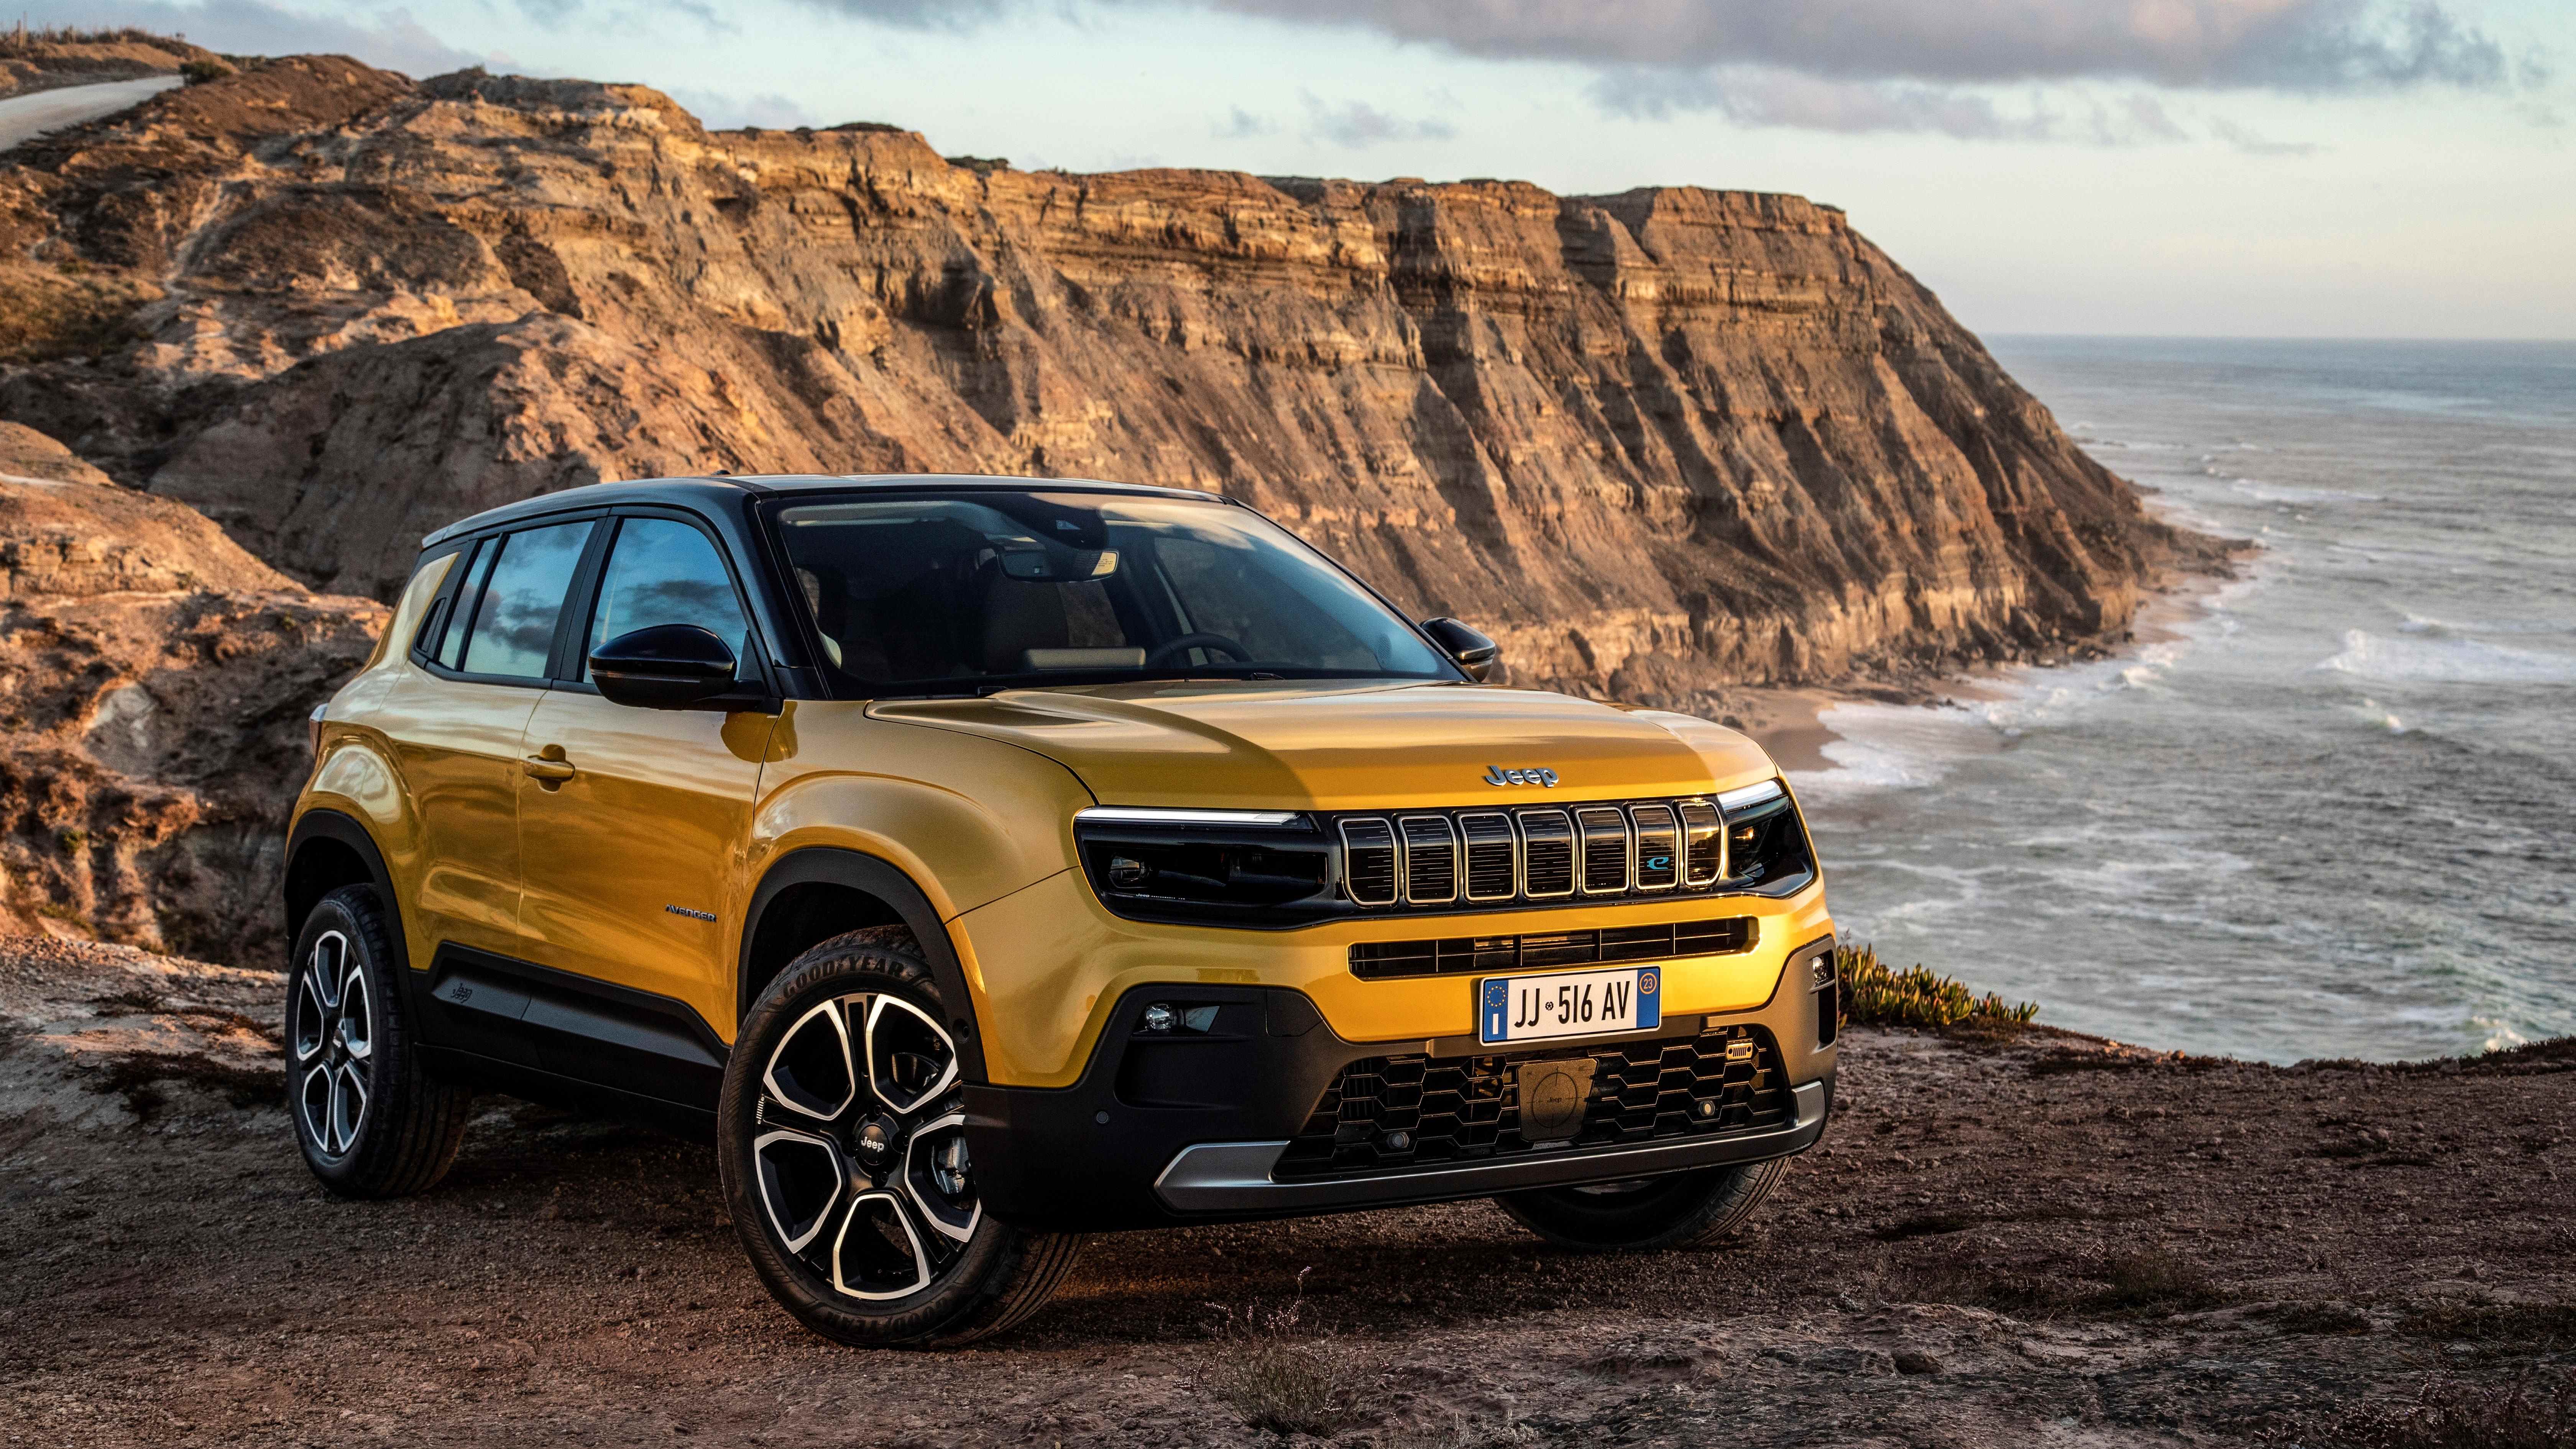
[1495,1158,1787,1251]
[716,929,1084,1349]
[286,885,472,1198]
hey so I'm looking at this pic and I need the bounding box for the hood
[869,681,1776,810]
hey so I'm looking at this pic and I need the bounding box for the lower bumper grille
[1274,1025,1793,1181]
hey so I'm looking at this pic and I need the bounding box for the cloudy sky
[30,0,2574,337]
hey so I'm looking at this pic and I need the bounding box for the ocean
[1792,337,2576,1064]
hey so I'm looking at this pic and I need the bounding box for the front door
[516,514,772,1033]
[385,518,597,963]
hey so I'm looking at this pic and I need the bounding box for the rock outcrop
[1,56,2221,710]
[0,455,382,954]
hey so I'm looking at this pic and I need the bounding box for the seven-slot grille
[1273,1024,1793,1180]
[1335,796,1729,910]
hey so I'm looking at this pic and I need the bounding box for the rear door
[383,517,597,962]
[515,510,774,1042]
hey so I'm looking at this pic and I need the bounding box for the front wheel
[1495,1158,1787,1251]
[286,885,472,1197]
[716,930,1084,1348]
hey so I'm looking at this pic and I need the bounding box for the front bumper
[1154,1079,1828,1214]
[965,936,1838,1232]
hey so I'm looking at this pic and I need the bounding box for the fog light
[1107,855,1152,890]
[1141,1003,1176,1033]
[1382,1129,1413,1152]
[1810,954,1837,989]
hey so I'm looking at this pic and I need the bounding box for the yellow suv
[285,474,1837,1347]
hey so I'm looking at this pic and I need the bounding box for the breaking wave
[2316,629,2576,685]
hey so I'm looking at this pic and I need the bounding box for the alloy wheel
[291,930,373,1158]
[751,992,977,1300]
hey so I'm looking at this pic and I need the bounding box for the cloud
[785,0,1011,28]
[2208,116,2325,154]
[1213,105,1273,138]
[663,87,817,129]
[1597,69,2194,144]
[1299,92,1455,148]
[1194,0,2517,93]
[11,1,493,75]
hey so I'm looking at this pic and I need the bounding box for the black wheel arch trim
[284,810,409,976]
[739,846,989,1084]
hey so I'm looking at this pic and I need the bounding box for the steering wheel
[1143,632,1253,667]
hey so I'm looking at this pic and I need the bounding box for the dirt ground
[3,934,2572,1448]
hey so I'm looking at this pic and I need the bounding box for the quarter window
[583,518,752,674]
[435,541,496,671]
[458,521,594,679]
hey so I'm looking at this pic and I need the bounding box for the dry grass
[2405,1304,2576,1351]
[2259,1372,2576,1449]
[0,24,177,56]
[2093,1250,2226,1313]
[0,267,153,364]
[1194,1274,1364,1438]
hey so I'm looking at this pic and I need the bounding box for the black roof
[420,473,1227,547]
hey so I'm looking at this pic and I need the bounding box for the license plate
[1479,966,1661,1045]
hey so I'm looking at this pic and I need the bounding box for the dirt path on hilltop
[3,934,2572,1447]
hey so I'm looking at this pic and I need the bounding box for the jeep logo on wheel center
[1482,764,1561,787]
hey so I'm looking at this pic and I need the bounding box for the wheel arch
[740,847,987,1084]
[284,810,408,974]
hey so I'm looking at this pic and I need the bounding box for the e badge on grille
[1482,765,1560,787]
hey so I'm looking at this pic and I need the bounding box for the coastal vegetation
[1834,943,2040,1034]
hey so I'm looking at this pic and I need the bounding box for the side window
[582,518,752,675]
[435,541,497,670]
[407,545,471,661]
[458,521,594,679]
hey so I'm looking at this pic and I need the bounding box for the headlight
[1073,807,1336,926]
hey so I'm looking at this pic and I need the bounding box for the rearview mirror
[590,624,738,709]
[1420,617,1502,682]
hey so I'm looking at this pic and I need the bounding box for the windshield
[767,491,1459,694]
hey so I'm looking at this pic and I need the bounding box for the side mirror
[1421,617,1502,683]
[590,624,738,709]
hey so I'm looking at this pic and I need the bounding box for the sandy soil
[3,934,2571,1447]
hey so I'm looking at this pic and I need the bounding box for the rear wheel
[1495,1159,1786,1251]
[716,930,1084,1348]
[286,886,472,1197]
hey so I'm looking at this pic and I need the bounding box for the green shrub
[1836,943,2038,1032]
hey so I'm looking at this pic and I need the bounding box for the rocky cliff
[0,55,2224,955]
[3,57,2218,702]
[0,424,383,955]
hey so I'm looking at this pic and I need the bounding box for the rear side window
[434,542,497,670]
[458,521,594,679]
[582,518,752,675]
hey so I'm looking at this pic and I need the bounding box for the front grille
[1348,915,1757,979]
[1319,783,1803,917]
[1274,1024,1793,1180]
[1076,780,1810,928]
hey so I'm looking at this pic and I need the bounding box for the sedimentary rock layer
[2,58,2221,710]
[0,465,382,955]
